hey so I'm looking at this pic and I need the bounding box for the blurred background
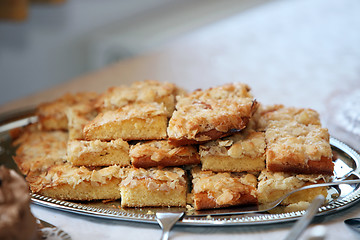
[0,0,269,107]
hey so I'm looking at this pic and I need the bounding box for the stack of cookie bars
[12,80,334,211]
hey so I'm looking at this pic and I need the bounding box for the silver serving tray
[1,109,360,226]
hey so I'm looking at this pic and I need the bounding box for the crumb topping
[41,164,123,188]
[96,80,184,116]
[68,139,129,157]
[257,170,329,196]
[86,102,167,128]
[168,83,258,141]
[192,169,257,205]
[121,167,186,191]
[258,105,321,130]
[14,131,68,173]
[130,140,197,162]
[266,120,332,162]
[199,130,265,158]
[37,92,98,121]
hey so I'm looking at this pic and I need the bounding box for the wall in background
[0,0,269,107]
[0,0,176,106]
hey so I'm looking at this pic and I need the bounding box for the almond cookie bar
[27,164,125,201]
[67,139,130,167]
[167,83,258,145]
[260,105,334,174]
[13,130,68,175]
[37,92,98,131]
[84,102,168,141]
[96,80,185,117]
[199,127,265,172]
[257,170,329,205]
[191,167,258,210]
[130,140,200,168]
[120,167,187,207]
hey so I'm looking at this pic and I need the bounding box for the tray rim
[1,109,360,226]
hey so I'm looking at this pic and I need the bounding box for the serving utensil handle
[156,212,184,240]
[284,195,325,240]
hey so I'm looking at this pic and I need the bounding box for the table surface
[2,0,360,239]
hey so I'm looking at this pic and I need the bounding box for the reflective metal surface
[38,219,72,240]
[1,111,360,226]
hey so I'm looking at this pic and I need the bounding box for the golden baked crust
[199,127,266,172]
[83,102,168,141]
[37,92,98,131]
[259,105,333,174]
[167,83,258,145]
[120,167,187,207]
[129,140,200,168]
[66,103,98,140]
[26,163,125,201]
[96,80,185,117]
[13,130,68,175]
[191,167,258,210]
[257,170,329,205]
[67,139,130,167]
